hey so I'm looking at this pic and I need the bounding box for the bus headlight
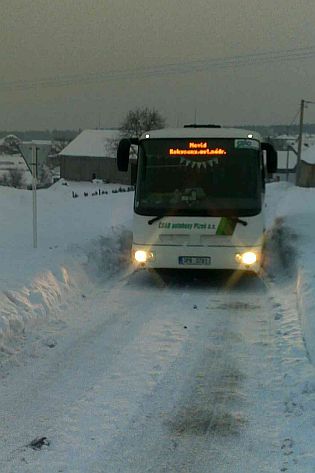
[134,250,154,263]
[134,250,147,263]
[235,251,257,266]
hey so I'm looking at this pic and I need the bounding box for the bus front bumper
[132,244,262,273]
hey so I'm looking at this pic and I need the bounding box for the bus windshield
[135,138,262,217]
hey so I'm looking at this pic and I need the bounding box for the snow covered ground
[0,178,315,472]
[0,179,133,350]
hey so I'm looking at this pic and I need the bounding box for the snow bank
[0,266,77,351]
[301,144,315,165]
[296,268,315,360]
[0,227,133,352]
[266,183,315,362]
[83,226,133,280]
[0,181,133,351]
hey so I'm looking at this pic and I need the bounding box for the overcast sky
[1,0,315,130]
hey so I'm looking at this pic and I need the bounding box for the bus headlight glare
[236,251,257,265]
[134,250,154,263]
[134,250,147,263]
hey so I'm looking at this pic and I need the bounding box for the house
[269,134,298,151]
[59,129,136,184]
[273,150,297,183]
[270,134,315,184]
[297,145,315,187]
[0,153,32,187]
[0,135,32,186]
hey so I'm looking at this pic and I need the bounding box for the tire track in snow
[1,269,308,472]
[0,272,200,472]
[83,272,285,473]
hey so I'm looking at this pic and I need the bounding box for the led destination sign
[169,142,227,157]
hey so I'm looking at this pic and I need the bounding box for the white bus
[117,125,277,273]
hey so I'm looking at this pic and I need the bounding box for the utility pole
[31,143,38,248]
[296,99,305,185]
[286,146,290,182]
[296,99,315,186]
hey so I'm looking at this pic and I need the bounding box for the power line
[288,108,300,128]
[1,46,315,92]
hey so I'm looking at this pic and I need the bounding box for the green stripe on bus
[216,217,237,236]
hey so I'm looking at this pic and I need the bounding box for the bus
[117,125,277,273]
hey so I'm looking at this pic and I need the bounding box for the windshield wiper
[148,215,165,225]
[229,217,248,226]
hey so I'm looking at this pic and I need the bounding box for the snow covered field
[0,179,315,472]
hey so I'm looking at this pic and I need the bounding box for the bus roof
[140,127,262,141]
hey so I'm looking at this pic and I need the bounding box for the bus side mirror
[117,138,139,172]
[117,139,132,172]
[262,143,277,174]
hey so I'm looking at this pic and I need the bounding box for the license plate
[179,256,211,266]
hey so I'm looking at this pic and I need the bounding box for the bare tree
[8,168,25,188]
[38,164,53,187]
[3,134,21,154]
[51,137,70,155]
[120,107,166,139]
[0,173,11,187]
[111,107,166,157]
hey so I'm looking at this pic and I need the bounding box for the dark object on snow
[28,437,50,450]
[193,305,198,310]
[84,192,89,197]
[45,338,57,348]
[184,326,187,329]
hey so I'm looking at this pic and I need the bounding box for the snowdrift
[0,181,133,352]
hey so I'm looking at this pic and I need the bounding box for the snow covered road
[1,268,310,473]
